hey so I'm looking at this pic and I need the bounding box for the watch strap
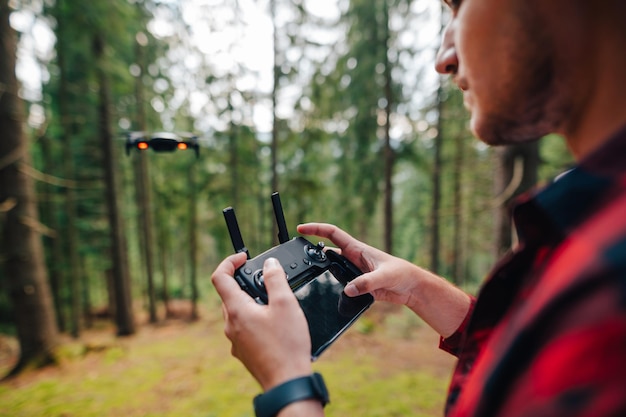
[253,373,329,417]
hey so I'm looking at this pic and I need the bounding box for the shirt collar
[513,124,626,245]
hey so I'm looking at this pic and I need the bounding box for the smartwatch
[253,373,330,417]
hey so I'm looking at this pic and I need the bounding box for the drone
[124,131,199,158]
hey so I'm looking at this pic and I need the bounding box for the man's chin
[471,114,546,147]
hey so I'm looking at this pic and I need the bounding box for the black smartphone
[294,270,374,360]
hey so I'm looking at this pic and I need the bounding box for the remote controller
[222,192,374,359]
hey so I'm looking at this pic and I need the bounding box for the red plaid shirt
[440,126,626,417]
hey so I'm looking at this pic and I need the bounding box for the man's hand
[297,223,423,304]
[211,254,313,391]
[297,223,471,338]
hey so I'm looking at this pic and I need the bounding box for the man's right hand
[297,223,472,338]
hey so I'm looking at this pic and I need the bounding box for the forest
[0,0,574,401]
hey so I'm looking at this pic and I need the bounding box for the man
[212,0,626,415]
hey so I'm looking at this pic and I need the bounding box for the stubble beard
[472,11,572,146]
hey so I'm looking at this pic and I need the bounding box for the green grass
[0,309,454,417]
[317,360,449,417]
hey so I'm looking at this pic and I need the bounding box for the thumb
[262,258,294,304]
[343,270,381,297]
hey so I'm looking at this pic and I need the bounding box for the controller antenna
[223,207,250,259]
[271,192,290,244]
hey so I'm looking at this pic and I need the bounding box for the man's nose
[435,23,458,75]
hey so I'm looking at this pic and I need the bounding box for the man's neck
[563,6,626,160]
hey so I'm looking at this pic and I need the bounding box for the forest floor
[0,303,455,417]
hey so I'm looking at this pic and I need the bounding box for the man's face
[436,0,574,145]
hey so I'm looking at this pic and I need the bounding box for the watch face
[294,271,373,360]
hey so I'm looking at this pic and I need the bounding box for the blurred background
[0,0,573,415]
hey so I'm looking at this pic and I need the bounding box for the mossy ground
[0,304,454,417]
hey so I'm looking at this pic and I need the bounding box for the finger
[214,252,248,276]
[262,257,295,305]
[299,223,376,274]
[297,223,357,249]
[325,247,343,256]
[211,252,250,304]
[344,269,386,297]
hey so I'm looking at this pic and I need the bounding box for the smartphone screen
[294,271,374,360]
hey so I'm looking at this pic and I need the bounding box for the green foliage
[4,0,577,339]
[539,134,575,182]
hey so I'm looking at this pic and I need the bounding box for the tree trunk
[93,33,135,336]
[451,130,465,285]
[0,0,59,377]
[39,135,66,332]
[134,38,157,324]
[188,162,199,321]
[382,0,394,255]
[56,0,82,337]
[430,84,444,275]
[156,201,171,317]
[270,0,280,245]
[228,102,240,209]
[493,142,540,257]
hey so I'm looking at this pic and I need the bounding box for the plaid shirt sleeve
[439,296,476,357]
[440,126,626,417]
